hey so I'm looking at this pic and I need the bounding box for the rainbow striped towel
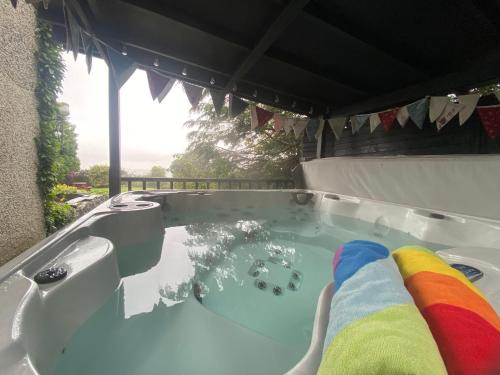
[393,246,500,375]
[318,240,446,375]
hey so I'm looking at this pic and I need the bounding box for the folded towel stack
[393,246,500,375]
[318,240,446,375]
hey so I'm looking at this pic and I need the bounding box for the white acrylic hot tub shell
[0,189,498,375]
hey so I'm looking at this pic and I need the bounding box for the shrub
[44,201,76,234]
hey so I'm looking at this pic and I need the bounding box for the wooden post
[108,71,121,197]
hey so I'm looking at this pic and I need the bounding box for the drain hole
[34,267,67,284]
[429,212,446,220]
[112,204,127,208]
[273,286,283,296]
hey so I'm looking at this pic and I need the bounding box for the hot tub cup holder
[110,201,154,210]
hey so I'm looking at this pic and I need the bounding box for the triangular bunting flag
[396,106,410,127]
[378,109,398,132]
[283,118,294,135]
[209,89,226,115]
[81,33,93,73]
[495,92,500,102]
[315,119,325,140]
[228,94,248,118]
[407,97,429,129]
[429,96,449,122]
[329,117,346,140]
[65,5,81,61]
[157,80,175,103]
[43,0,50,10]
[147,70,173,101]
[369,113,381,132]
[293,119,308,139]
[435,101,460,130]
[182,82,204,109]
[274,113,284,132]
[62,4,72,53]
[351,114,369,134]
[107,47,136,89]
[250,105,273,130]
[10,0,17,9]
[477,105,500,139]
[436,94,480,130]
[305,118,320,141]
[458,94,481,125]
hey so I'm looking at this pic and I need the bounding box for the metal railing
[120,177,295,191]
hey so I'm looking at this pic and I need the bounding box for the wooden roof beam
[223,0,312,91]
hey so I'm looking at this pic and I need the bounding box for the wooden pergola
[36,0,500,196]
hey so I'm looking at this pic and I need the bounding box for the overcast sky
[59,53,193,173]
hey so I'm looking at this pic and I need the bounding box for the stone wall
[0,2,45,265]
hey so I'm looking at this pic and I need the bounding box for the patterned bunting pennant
[351,114,369,134]
[407,97,429,129]
[250,105,273,130]
[305,118,320,141]
[458,94,481,125]
[147,71,174,102]
[293,119,308,139]
[435,101,460,130]
[283,118,294,135]
[209,89,226,115]
[369,113,381,132]
[396,106,410,127]
[477,105,500,139]
[182,82,204,109]
[429,96,449,123]
[107,47,136,89]
[329,117,346,140]
[315,119,325,140]
[274,113,284,132]
[228,94,248,118]
[378,109,398,131]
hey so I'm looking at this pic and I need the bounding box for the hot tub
[1,189,499,375]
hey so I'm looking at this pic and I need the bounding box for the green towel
[318,304,446,375]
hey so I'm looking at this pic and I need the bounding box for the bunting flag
[315,119,325,140]
[107,47,136,89]
[396,106,410,127]
[250,105,273,130]
[81,33,93,73]
[182,82,204,109]
[64,3,81,61]
[407,97,429,129]
[458,94,481,125]
[10,0,17,9]
[378,109,398,131]
[293,119,308,139]
[283,118,294,135]
[329,117,346,140]
[305,118,320,141]
[351,114,369,134]
[436,94,481,130]
[274,113,284,132]
[495,92,500,102]
[209,89,226,115]
[477,105,500,139]
[146,71,173,101]
[228,94,248,118]
[429,96,449,123]
[369,113,381,133]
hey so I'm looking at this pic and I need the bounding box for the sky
[59,53,193,174]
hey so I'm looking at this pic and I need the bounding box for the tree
[149,165,166,177]
[170,100,302,179]
[87,165,109,187]
[53,102,80,182]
